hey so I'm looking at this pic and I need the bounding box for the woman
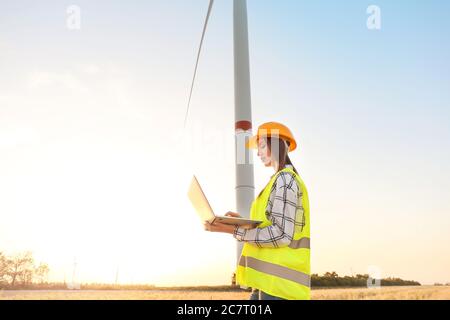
[204,122,311,300]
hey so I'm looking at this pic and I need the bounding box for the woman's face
[257,138,272,167]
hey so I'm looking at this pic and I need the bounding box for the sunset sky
[1,0,449,286]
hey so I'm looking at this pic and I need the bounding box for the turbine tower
[72,257,77,285]
[234,0,255,265]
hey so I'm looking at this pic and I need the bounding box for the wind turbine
[67,256,80,290]
[185,0,255,281]
[233,0,255,269]
[72,257,77,284]
[115,265,119,286]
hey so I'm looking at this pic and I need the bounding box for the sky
[1,0,449,286]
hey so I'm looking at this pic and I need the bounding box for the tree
[1,251,52,288]
[34,263,50,284]
[0,252,11,287]
[7,251,35,287]
[324,271,339,278]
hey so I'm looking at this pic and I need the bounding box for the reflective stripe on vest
[239,256,311,288]
[289,237,310,249]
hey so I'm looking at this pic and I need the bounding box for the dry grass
[312,285,450,300]
[0,290,250,300]
[1,286,449,300]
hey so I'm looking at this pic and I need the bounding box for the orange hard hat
[246,122,297,152]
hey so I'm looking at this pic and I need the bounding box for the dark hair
[266,137,299,175]
[256,136,299,198]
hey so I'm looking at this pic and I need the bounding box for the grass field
[1,286,449,300]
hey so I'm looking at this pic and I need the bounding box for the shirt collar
[271,164,294,178]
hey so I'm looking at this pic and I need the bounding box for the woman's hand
[225,211,242,218]
[203,212,242,234]
[204,221,236,234]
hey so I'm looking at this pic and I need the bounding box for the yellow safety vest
[236,167,311,300]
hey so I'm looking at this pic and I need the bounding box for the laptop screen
[187,175,215,223]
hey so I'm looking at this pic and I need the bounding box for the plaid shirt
[233,165,306,248]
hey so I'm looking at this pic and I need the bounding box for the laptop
[187,175,262,229]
